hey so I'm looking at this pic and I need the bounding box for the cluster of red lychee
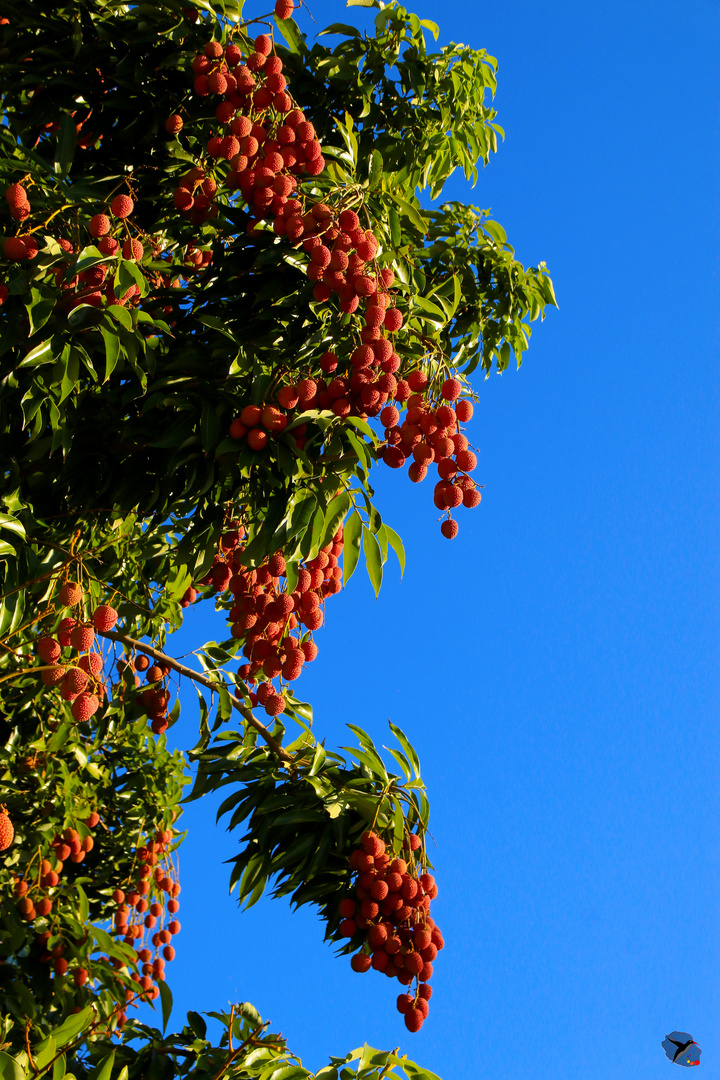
[380,375,480,538]
[224,190,480,536]
[36,582,117,721]
[113,828,181,1024]
[170,25,320,235]
[340,830,442,1032]
[194,521,343,713]
[1,187,170,317]
[114,652,175,735]
[13,813,99,930]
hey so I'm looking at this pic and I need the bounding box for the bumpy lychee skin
[58,582,83,607]
[0,812,14,851]
[404,1007,424,1033]
[71,692,99,722]
[441,377,462,401]
[111,194,134,219]
[70,624,95,652]
[440,518,459,540]
[165,114,184,134]
[350,952,371,972]
[92,605,118,632]
[5,183,28,209]
[37,636,61,663]
[89,214,111,238]
[122,238,144,261]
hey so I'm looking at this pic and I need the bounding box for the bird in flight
[662,1032,702,1067]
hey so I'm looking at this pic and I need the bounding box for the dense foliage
[0,0,555,1076]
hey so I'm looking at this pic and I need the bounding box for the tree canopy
[0,0,555,1076]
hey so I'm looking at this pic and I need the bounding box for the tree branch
[100,630,294,764]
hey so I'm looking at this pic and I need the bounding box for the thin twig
[100,630,293,764]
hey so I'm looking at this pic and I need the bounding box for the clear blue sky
[150,2,720,1077]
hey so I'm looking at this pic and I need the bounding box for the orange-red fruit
[0,812,14,851]
[111,195,134,219]
[70,624,95,652]
[248,428,268,451]
[455,399,473,422]
[146,664,163,683]
[89,214,111,238]
[350,952,371,973]
[36,897,52,917]
[122,238,143,261]
[64,667,89,695]
[92,605,118,632]
[339,918,357,937]
[85,811,100,827]
[74,968,89,987]
[165,114,184,134]
[71,692,100,722]
[441,377,462,400]
[59,582,83,607]
[37,637,61,663]
[404,1008,424,1033]
[396,993,412,1014]
[5,183,28,208]
[440,519,459,540]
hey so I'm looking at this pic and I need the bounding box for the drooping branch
[101,630,294,764]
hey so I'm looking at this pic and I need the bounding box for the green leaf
[274,14,304,53]
[391,194,428,235]
[19,337,57,368]
[91,1053,115,1080]
[318,491,351,551]
[384,524,405,577]
[43,1006,94,1051]
[388,721,421,778]
[0,1052,24,1080]
[106,304,132,330]
[99,325,121,381]
[55,112,77,177]
[362,526,382,597]
[158,980,173,1034]
[76,883,89,923]
[482,220,508,245]
[342,509,362,585]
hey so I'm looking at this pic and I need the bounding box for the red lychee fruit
[70,624,95,652]
[64,667,90,695]
[456,399,473,421]
[58,582,83,607]
[0,812,14,851]
[165,115,184,134]
[122,238,143,261]
[89,214,111,238]
[383,308,403,332]
[441,377,462,401]
[111,195,134,218]
[404,1008,423,1033]
[37,637,61,663]
[350,952,371,972]
[92,605,118,632]
[71,692,99,722]
[440,519,459,540]
[78,652,103,677]
[5,184,28,208]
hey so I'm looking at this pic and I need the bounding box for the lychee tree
[0,0,556,1076]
